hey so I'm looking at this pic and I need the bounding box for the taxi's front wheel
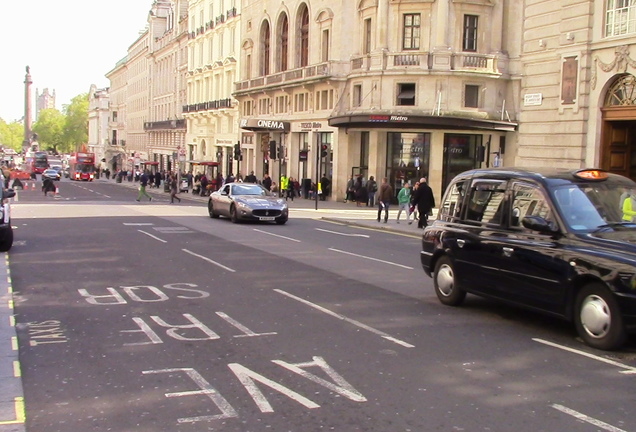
[574,283,626,351]
[433,256,466,306]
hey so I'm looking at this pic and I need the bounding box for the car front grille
[252,209,282,217]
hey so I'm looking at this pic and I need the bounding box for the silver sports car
[208,182,289,224]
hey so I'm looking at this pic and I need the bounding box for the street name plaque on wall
[524,93,543,106]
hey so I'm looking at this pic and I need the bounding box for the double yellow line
[0,256,25,426]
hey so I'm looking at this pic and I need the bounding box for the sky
[0,1,154,123]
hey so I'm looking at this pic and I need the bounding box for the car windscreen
[552,180,636,231]
[232,185,267,196]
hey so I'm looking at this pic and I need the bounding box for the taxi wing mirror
[522,215,558,234]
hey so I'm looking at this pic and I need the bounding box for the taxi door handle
[456,239,465,248]
[502,247,514,257]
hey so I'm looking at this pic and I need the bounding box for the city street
[2,178,636,431]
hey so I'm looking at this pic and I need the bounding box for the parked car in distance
[42,168,61,181]
[208,182,288,224]
[421,167,636,351]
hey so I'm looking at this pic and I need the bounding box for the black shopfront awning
[239,118,291,132]
[328,114,517,132]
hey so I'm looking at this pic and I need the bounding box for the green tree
[33,109,65,154]
[62,93,89,152]
[0,119,24,152]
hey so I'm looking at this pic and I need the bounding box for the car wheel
[275,217,288,225]
[574,283,626,350]
[208,200,219,218]
[0,227,14,252]
[433,256,466,306]
[230,205,239,223]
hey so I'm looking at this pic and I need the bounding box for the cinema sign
[239,118,291,132]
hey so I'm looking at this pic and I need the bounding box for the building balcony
[182,99,233,113]
[234,61,347,94]
[143,119,186,130]
[351,50,506,75]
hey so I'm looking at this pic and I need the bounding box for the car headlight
[236,201,249,209]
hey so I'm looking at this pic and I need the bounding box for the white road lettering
[215,312,277,338]
[228,363,320,412]
[328,248,414,269]
[182,249,236,272]
[272,356,366,402]
[142,368,238,423]
[315,228,369,238]
[123,223,154,226]
[138,230,167,243]
[151,313,220,341]
[122,317,163,346]
[533,338,636,374]
[274,289,415,348]
[253,229,301,242]
[551,404,627,432]
[78,287,127,305]
[163,283,209,299]
[27,321,68,346]
[79,283,209,305]
[121,285,169,302]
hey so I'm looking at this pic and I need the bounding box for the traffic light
[269,140,277,159]
[320,144,329,158]
[234,143,241,159]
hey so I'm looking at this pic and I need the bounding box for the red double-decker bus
[68,152,95,181]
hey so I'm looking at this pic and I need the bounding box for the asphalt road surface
[5,178,636,432]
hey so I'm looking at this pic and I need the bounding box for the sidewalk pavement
[106,178,428,238]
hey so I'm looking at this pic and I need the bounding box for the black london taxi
[420,167,636,350]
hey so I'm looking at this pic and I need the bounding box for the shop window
[397,83,416,106]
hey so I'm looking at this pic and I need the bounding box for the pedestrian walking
[377,177,393,223]
[345,175,355,203]
[396,182,411,223]
[169,173,181,204]
[409,181,420,222]
[136,170,152,202]
[411,176,435,228]
[366,176,377,207]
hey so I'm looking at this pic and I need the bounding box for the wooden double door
[601,107,636,182]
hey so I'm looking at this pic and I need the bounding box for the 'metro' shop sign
[240,118,290,132]
[369,115,409,122]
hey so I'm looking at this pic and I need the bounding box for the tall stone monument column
[23,66,33,152]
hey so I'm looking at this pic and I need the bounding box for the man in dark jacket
[376,177,393,223]
[411,176,435,228]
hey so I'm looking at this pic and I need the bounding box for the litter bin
[164,181,170,193]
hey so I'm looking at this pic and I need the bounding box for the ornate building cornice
[592,45,636,89]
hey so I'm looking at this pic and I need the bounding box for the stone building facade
[146,0,190,172]
[35,88,56,120]
[87,85,110,168]
[234,0,520,201]
[184,0,241,180]
[105,56,128,172]
[519,0,636,183]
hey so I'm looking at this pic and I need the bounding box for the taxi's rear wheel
[574,283,626,350]
[230,205,239,223]
[433,256,465,306]
[0,227,13,252]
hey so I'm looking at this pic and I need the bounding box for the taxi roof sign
[574,169,609,180]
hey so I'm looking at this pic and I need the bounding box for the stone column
[23,66,33,152]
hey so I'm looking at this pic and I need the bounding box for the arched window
[606,74,636,106]
[279,14,289,72]
[261,21,271,76]
[298,5,309,67]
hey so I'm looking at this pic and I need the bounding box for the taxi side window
[439,180,467,222]
[510,183,552,227]
[464,180,507,225]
